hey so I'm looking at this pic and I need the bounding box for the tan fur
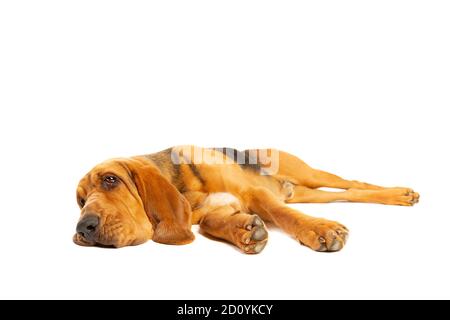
[74,146,419,253]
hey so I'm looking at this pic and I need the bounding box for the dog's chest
[203,192,241,207]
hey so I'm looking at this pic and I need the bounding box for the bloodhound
[74,146,419,253]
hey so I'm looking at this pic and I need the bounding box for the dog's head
[73,157,194,248]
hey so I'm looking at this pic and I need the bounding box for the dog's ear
[126,158,195,245]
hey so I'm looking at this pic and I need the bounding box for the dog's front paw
[231,214,269,254]
[297,218,349,252]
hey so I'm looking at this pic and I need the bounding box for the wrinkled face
[74,159,154,248]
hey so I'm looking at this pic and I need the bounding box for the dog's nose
[76,215,100,240]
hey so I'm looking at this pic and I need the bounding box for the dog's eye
[79,198,86,207]
[104,175,118,184]
[103,175,119,185]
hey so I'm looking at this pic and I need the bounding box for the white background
[0,1,449,299]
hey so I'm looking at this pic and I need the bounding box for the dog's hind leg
[300,169,385,190]
[285,186,420,206]
[276,150,396,190]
